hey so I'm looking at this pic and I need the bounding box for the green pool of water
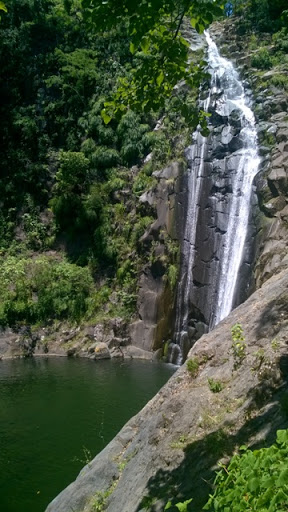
[0,357,175,512]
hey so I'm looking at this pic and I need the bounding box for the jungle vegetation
[0,0,287,328]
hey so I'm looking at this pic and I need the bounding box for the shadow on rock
[137,369,288,512]
[255,292,288,341]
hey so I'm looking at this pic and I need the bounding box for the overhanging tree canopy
[81,0,224,125]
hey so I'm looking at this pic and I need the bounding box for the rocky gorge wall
[1,18,287,365]
[45,19,288,511]
[135,18,288,357]
[0,160,186,361]
[43,19,288,512]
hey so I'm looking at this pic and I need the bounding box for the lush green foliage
[165,498,192,511]
[166,429,288,512]
[232,0,288,32]
[204,429,288,511]
[82,0,223,127]
[0,254,93,325]
[0,0,180,326]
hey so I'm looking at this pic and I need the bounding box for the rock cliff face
[129,161,186,352]
[46,267,288,512]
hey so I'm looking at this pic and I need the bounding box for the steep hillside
[0,0,203,358]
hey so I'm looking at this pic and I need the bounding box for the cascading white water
[206,32,260,325]
[172,96,211,364]
[171,32,260,363]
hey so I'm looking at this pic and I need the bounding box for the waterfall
[171,32,260,364]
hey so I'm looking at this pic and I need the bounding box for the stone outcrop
[0,317,148,361]
[46,267,288,512]
[129,161,186,352]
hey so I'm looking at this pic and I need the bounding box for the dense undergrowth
[0,0,198,328]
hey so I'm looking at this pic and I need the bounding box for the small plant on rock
[208,378,223,393]
[271,338,280,351]
[186,357,199,378]
[231,323,246,370]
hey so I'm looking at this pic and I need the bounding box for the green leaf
[277,430,288,445]
[248,477,260,492]
[101,109,112,125]
[129,41,136,54]
[164,502,172,510]
[156,71,164,86]
[190,17,197,29]
[277,468,288,486]
[175,499,193,512]
[200,126,210,137]
[0,2,7,12]
[140,36,150,53]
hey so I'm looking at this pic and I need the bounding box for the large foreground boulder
[46,267,288,512]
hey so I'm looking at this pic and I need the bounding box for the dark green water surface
[0,357,175,512]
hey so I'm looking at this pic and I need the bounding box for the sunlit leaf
[140,36,150,53]
[0,2,7,12]
[156,70,164,86]
[101,109,112,125]
[129,41,136,54]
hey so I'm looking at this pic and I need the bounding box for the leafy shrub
[251,48,272,69]
[117,111,150,166]
[54,151,91,194]
[81,138,97,156]
[0,255,94,326]
[130,216,154,244]
[204,429,288,512]
[87,285,112,315]
[91,146,120,170]
[33,258,93,322]
[104,176,126,196]
[273,28,288,52]
[270,73,288,91]
[22,212,52,250]
[132,172,156,197]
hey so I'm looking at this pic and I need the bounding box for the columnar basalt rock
[129,161,186,352]
[210,19,288,289]
[173,34,260,361]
